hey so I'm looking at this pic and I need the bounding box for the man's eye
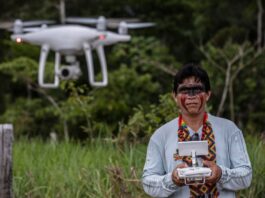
[177,85,205,95]
[193,89,203,94]
[179,90,189,94]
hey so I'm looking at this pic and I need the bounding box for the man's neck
[182,112,205,132]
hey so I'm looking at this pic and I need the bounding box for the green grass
[13,139,148,198]
[238,135,265,198]
[13,135,265,198]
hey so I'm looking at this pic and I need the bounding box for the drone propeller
[22,27,44,32]
[9,19,54,34]
[65,16,140,31]
[0,21,13,30]
[22,24,49,33]
[66,16,106,31]
[65,17,98,24]
[66,16,139,24]
[118,21,155,34]
[21,20,54,27]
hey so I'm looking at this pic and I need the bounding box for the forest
[0,0,265,197]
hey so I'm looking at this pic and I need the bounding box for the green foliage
[110,36,179,92]
[0,57,68,138]
[59,83,95,139]
[90,65,160,114]
[62,65,159,137]
[200,40,265,132]
[111,36,178,68]
[0,55,58,85]
[0,98,58,137]
[0,0,57,20]
[0,56,38,83]
[189,0,257,46]
[119,93,178,143]
[2,40,40,61]
[209,26,247,46]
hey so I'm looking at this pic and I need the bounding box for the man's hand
[203,160,222,184]
[172,163,188,186]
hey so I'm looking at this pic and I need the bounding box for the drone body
[8,17,152,88]
[12,25,131,54]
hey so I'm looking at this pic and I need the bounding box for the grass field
[13,135,265,198]
[13,139,148,198]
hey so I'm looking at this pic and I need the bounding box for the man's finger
[177,163,188,169]
[171,163,188,186]
[205,175,215,183]
[203,160,215,167]
[205,163,222,184]
[172,169,185,186]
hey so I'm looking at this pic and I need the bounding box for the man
[142,63,252,198]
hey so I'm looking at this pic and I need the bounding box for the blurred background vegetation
[0,0,265,197]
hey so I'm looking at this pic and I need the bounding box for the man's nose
[187,91,197,97]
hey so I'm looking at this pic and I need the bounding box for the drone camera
[61,68,70,76]
[58,65,81,80]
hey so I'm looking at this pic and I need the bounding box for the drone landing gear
[83,42,108,87]
[38,44,60,88]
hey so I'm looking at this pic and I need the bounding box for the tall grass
[238,134,265,198]
[13,139,148,198]
[13,135,265,197]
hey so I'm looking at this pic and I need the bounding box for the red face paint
[180,94,188,111]
[198,93,204,111]
[179,93,205,113]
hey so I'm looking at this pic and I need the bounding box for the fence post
[0,124,13,198]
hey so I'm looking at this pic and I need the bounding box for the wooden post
[0,124,13,198]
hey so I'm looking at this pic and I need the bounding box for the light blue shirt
[142,114,252,198]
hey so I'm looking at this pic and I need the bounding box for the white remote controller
[177,167,212,178]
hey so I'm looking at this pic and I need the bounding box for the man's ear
[171,91,177,102]
[172,92,177,100]
[206,91,211,101]
[172,92,180,106]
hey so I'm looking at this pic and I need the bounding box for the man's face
[173,77,211,115]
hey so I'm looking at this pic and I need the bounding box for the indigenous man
[142,64,252,197]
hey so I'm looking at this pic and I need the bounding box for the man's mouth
[186,102,198,105]
[185,103,199,107]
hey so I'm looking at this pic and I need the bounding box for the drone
[4,16,154,88]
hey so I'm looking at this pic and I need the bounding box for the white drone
[7,15,154,88]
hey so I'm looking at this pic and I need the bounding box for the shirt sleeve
[142,137,180,197]
[218,130,252,191]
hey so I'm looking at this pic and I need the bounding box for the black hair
[173,63,211,94]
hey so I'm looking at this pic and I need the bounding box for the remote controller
[177,167,212,178]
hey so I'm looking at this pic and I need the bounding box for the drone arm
[83,42,108,87]
[38,44,60,88]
